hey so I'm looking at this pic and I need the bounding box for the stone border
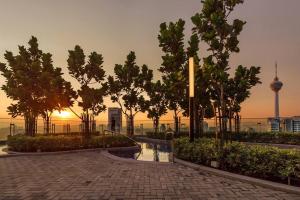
[174,158,300,195]
[134,136,171,144]
[102,150,171,165]
[0,146,140,158]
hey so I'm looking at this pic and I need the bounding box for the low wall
[0,145,140,158]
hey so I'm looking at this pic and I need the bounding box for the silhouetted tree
[227,65,261,134]
[108,51,153,136]
[40,53,76,134]
[158,19,187,134]
[192,0,246,148]
[0,36,75,136]
[145,80,168,133]
[67,45,107,137]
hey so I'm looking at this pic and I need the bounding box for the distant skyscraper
[270,62,283,119]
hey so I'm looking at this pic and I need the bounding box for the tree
[0,36,75,136]
[40,53,76,134]
[158,20,214,137]
[145,80,168,133]
[185,34,215,138]
[158,19,187,134]
[192,0,246,147]
[67,45,107,136]
[108,51,153,136]
[227,65,261,134]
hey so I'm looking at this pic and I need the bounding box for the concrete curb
[0,146,140,158]
[102,150,171,165]
[134,136,171,144]
[174,158,300,195]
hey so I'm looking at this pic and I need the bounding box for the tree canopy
[0,36,75,135]
[108,51,153,135]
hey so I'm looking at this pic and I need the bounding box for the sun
[53,110,72,119]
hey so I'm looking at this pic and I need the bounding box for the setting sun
[53,110,72,119]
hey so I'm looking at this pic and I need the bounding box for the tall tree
[40,53,76,134]
[158,19,187,134]
[192,0,246,147]
[108,51,153,136]
[185,34,215,138]
[67,45,107,136]
[145,80,168,133]
[227,65,261,134]
[0,36,75,136]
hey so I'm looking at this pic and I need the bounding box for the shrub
[7,134,135,152]
[145,132,173,140]
[174,137,300,182]
[174,137,218,165]
[174,131,300,145]
[231,132,300,145]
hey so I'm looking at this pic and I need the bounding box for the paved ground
[0,152,299,200]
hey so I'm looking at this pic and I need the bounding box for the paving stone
[0,152,299,200]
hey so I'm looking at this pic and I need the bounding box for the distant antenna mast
[275,61,278,78]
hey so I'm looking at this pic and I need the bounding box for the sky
[0,0,299,121]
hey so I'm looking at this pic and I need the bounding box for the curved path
[0,151,299,200]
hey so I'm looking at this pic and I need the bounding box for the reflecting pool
[109,141,172,162]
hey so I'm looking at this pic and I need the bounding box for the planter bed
[7,134,136,153]
[174,137,300,187]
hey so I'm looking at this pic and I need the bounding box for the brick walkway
[0,152,299,200]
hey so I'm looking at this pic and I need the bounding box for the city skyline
[0,0,300,120]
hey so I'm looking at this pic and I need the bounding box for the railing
[0,117,298,141]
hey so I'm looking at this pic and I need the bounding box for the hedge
[175,131,300,145]
[174,137,300,184]
[7,134,135,152]
[230,131,300,145]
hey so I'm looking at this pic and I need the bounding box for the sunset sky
[0,0,299,121]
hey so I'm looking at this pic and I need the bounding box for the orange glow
[53,110,72,119]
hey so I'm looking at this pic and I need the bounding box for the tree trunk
[236,113,240,134]
[130,115,134,136]
[174,111,179,135]
[153,117,159,134]
[44,114,51,135]
[229,110,232,142]
[25,113,37,136]
[195,107,200,139]
[220,85,225,150]
[82,112,90,138]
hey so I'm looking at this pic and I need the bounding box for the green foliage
[174,137,218,164]
[176,131,300,145]
[221,142,300,180]
[0,36,75,136]
[191,0,261,139]
[145,80,168,132]
[7,134,135,152]
[158,19,187,134]
[67,45,107,116]
[174,137,300,181]
[107,51,153,135]
[231,132,300,145]
[226,65,261,114]
[145,132,173,140]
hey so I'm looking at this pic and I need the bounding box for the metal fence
[0,117,275,140]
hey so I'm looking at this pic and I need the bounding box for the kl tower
[270,62,283,119]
